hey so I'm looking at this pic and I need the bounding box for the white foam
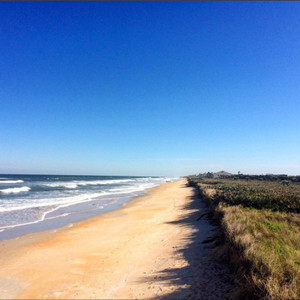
[43,179,135,189]
[0,193,105,230]
[42,177,176,190]
[0,177,179,232]
[44,182,78,189]
[45,212,71,220]
[0,180,24,184]
[91,179,134,185]
[0,186,30,194]
[0,206,59,230]
[0,193,111,232]
[107,183,155,194]
[0,192,104,213]
[0,182,159,213]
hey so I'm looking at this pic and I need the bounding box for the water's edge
[0,176,179,241]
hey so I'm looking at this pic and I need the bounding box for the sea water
[0,174,178,240]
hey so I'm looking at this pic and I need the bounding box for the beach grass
[188,177,300,299]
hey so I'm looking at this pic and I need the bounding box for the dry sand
[0,179,233,299]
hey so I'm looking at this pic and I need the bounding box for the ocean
[0,174,178,240]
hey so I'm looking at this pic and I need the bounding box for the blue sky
[1,2,300,176]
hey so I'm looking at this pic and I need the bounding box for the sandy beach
[0,179,233,299]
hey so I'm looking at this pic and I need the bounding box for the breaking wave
[0,186,30,194]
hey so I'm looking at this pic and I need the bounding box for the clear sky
[1,2,300,176]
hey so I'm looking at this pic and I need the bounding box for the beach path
[0,179,233,299]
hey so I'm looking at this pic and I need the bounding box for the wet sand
[0,179,233,299]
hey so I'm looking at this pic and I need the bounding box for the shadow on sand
[139,185,234,300]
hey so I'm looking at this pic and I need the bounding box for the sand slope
[0,179,233,299]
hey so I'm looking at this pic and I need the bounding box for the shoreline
[0,180,174,244]
[0,178,233,299]
[0,179,176,241]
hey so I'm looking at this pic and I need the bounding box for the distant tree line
[191,172,300,182]
[231,174,300,183]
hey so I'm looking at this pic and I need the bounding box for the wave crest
[0,186,30,194]
[43,179,135,189]
[0,180,24,184]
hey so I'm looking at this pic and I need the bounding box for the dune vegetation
[188,176,300,299]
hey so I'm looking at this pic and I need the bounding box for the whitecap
[42,179,135,189]
[44,182,78,189]
[0,186,30,194]
[0,180,24,184]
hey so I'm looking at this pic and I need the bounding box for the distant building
[196,171,233,179]
[213,171,232,178]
